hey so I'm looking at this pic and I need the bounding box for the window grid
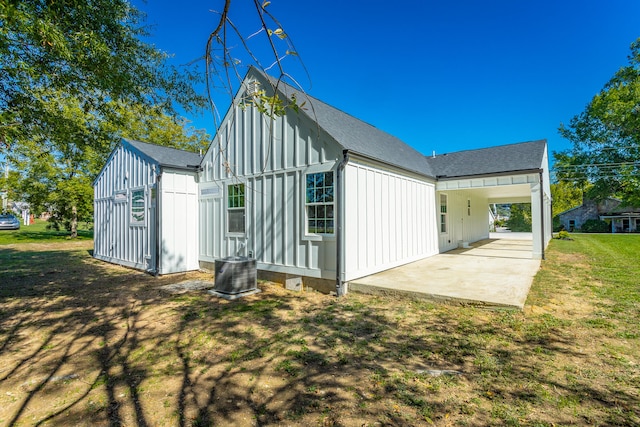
[227,184,245,233]
[306,172,334,235]
[440,194,447,233]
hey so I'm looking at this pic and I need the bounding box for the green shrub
[580,219,610,233]
[552,216,564,232]
[557,230,571,240]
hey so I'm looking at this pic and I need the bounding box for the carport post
[530,172,545,260]
[539,170,545,260]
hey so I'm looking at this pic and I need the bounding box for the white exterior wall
[94,144,157,271]
[540,147,553,253]
[159,169,199,274]
[436,166,553,258]
[437,190,490,252]
[94,145,199,274]
[343,158,439,281]
[199,73,342,279]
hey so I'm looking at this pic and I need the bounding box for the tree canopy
[550,181,583,218]
[0,0,208,236]
[0,0,204,147]
[556,37,640,207]
[506,204,532,232]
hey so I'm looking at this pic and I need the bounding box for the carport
[428,140,553,260]
[348,234,540,310]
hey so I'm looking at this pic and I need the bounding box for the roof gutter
[153,169,162,276]
[335,150,350,297]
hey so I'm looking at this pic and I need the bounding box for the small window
[440,194,448,233]
[130,189,145,225]
[467,199,471,216]
[114,191,127,203]
[227,184,245,234]
[306,171,334,234]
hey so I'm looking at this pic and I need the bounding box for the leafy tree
[506,203,532,232]
[118,104,211,153]
[1,0,207,236]
[550,181,583,231]
[557,37,640,207]
[550,181,583,217]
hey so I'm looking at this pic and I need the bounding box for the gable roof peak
[244,67,436,178]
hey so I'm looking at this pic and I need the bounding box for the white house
[94,67,552,294]
[93,139,201,275]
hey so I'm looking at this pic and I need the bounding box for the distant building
[558,198,640,233]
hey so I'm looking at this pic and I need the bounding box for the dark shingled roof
[255,68,436,178]
[425,140,547,179]
[124,139,202,170]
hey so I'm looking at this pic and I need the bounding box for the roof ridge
[249,67,435,178]
[125,138,199,155]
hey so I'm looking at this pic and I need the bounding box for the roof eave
[435,168,544,181]
[345,149,436,180]
[158,163,202,172]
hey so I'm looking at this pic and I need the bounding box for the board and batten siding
[437,190,490,253]
[199,84,342,279]
[94,144,157,271]
[343,158,439,282]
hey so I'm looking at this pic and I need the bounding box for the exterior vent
[246,80,260,97]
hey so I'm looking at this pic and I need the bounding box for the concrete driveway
[348,236,540,310]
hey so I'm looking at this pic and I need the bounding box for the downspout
[539,170,545,260]
[336,150,350,297]
[154,170,162,276]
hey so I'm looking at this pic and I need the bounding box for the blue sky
[134,0,640,161]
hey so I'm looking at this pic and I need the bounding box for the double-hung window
[306,171,334,235]
[227,184,245,234]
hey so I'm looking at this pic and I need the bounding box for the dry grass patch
[0,235,638,426]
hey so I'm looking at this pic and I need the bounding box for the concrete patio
[348,234,540,310]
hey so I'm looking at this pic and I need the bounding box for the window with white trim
[306,171,334,234]
[130,189,145,225]
[440,194,448,233]
[227,184,245,233]
[114,191,127,203]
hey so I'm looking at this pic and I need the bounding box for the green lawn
[0,233,638,426]
[0,218,93,244]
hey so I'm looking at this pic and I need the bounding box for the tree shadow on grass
[0,244,638,426]
[0,246,166,426]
